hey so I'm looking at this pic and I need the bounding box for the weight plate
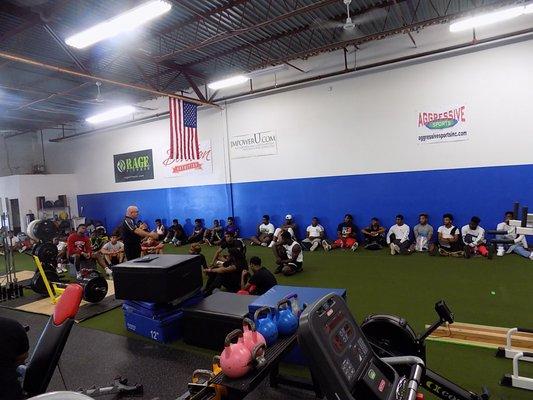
[35,219,58,242]
[37,242,58,263]
[54,199,64,207]
[27,220,40,241]
[58,219,70,230]
[31,243,41,256]
[31,270,60,296]
[82,276,108,303]
[44,200,54,208]
[58,212,69,221]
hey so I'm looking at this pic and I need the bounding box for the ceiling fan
[314,0,387,42]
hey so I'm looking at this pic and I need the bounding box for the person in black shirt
[189,243,208,270]
[361,217,387,250]
[203,247,248,296]
[331,214,359,251]
[188,219,205,244]
[0,317,29,400]
[241,256,277,295]
[210,232,245,266]
[163,219,187,246]
[122,206,158,260]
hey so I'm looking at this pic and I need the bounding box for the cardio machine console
[298,294,404,400]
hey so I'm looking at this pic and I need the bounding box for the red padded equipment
[53,284,83,325]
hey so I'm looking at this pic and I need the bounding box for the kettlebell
[276,299,299,336]
[242,318,267,352]
[254,307,278,345]
[219,330,253,379]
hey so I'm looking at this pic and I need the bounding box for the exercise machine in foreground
[495,327,533,391]
[361,300,489,400]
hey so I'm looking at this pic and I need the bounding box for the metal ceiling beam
[247,0,519,70]
[0,50,217,107]
[182,71,207,102]
[42,24,91,74]
[156,0,341,61]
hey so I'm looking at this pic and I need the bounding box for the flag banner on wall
[167,97,200,161]
[162,140,212,178]
[114,149,154,183]
[229,130,278,159]
[416,105,469,144]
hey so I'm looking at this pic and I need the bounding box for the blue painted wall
[78,164,533,240]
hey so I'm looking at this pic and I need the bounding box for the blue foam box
[123,291,203,319]
[249,285,347,365]
[123,305,183,343]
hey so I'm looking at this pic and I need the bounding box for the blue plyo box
[248,285,347,365]
[123,305,183,343]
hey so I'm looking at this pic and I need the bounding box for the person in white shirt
[53,236,68,274]
[461,216,489,258]
[386,215,411,255]
[269,214,297,247]
[273,231,303,276]
[495,211,533,260]
[100,234,125,271]
[5,231,20,251]
[250,215,275,246]
[153,219,166,241]
[436,213,463,257]
[302,217,330,251]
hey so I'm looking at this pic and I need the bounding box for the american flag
[168,98,199,161]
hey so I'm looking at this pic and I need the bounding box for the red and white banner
[163,140,212,177]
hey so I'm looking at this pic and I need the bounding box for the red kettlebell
[242,318,266,353]
[219,330,253,379]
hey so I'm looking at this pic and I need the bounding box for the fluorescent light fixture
[450,6,524,32]
[208,75,250,90]
[66,1,171,49]
[86,105,135,124]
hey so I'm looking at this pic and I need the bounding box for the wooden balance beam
[428,322,533,351]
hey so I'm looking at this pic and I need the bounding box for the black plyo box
[182,292,258,350]
[113,255,203,303]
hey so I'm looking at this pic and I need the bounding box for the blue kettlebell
[276,299,299,336]
[254,307,278,345]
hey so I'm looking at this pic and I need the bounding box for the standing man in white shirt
[386,215,411,255]
[495,211,533,259]
[436,213,463,257]
[302,217,330,251]
[250,215,275,246]
[461,216,489,258]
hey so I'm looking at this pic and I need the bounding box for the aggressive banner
[417,105,469,144]
[163,140,212,177]
[114,149,154,183]
[230,130,278,159]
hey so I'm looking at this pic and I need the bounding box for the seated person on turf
[141,236,164,255]
[153,219,166,240]
[225,216,239,237]
[67,224,92,275]
[437,213,463,256]
[90,226,109,272]
[189,243,208,270]
[5,231,21,252]
[361,218,386,250]
[331,214,358,251]
[204,247,248,296]
[164,219,187,246]
[496,211,533,260]
[270,214,297,247]
[302,217,330,251]
[241,256,277,295]
[273,231,304,275]
[386,215,411,255]
[461,216,489,258]
[53,236,68,274]
[250,215,275,246]
[0,316,29,400]
[211,231,245,266]
[412,213,435,253]
[100,234,125,267]
[203,219,223,246]
[188,219,205,244]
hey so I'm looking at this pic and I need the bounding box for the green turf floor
[3,245,533,399]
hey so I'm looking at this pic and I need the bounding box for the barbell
[32,242,58,264]
[27,219,58,242]
[31,269,108,303]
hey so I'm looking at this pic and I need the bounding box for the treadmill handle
[381,356,425,400]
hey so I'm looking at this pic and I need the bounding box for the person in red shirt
[67,224,92,276]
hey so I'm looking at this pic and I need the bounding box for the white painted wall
[40,34,533,195]
[0,174,79,231]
